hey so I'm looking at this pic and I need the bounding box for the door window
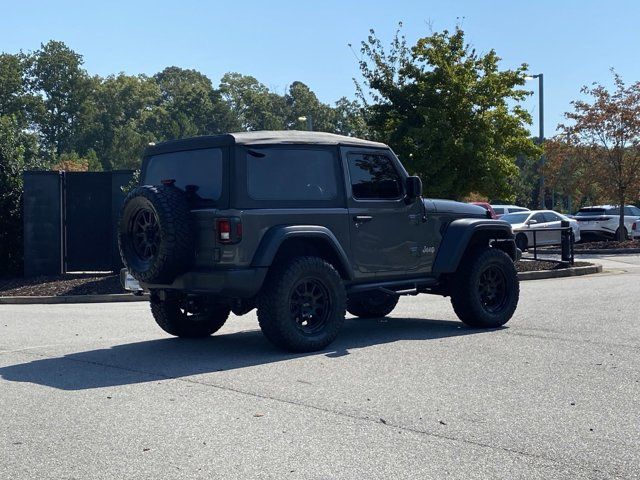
[347,153,403,200]
[543,212,561,222]
[530,213,546,224]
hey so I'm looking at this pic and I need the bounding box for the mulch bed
[0,273,124,297]
[574,240,640,250]
[1,260,592,297]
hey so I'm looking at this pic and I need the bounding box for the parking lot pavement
[1,267,639,479]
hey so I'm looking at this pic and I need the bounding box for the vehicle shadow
[0,317,501,391]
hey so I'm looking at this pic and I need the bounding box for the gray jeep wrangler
[119,131,519,352]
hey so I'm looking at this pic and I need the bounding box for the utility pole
[533,74,545,208]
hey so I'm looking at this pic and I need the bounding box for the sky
[2,0,639,137]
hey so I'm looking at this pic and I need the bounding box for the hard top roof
[145,130,387,156]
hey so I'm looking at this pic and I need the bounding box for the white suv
[574,205,640,240]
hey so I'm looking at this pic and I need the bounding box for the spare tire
[118,184,194,284]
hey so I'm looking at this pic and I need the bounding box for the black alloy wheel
[289,278,332,335]
[478,265,508,314]
[131,208,160,262]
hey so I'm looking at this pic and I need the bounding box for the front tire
[515,233,528,252]
[450,248,519,328]
[150,293,230,338]
[257,257,346,352]
[347,292,398,318]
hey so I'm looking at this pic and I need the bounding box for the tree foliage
[356,25,540,200]
[550,71,640,237]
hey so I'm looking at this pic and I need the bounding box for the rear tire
[150,293,230,338]
[347,292,398,318]
[257,256,346,352]
[450,248,519,328]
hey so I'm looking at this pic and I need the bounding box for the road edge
[0,293,150,305]
[517,264,603,281]
[1,264,604,304]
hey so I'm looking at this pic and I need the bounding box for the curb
[542,248,640,255]
[1,265,604,304]
[517,264,603,281]
[0,293,149,305]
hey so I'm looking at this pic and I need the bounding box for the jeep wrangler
[118,131,519,352]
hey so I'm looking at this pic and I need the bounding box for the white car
[500,210,581,251]
[491,204,530,219]
[574,205,640,240]
[632,220,640,240]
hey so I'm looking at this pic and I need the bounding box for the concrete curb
[541,248,640,255]
[0,264,604,304]
[0,293,149,305]
[517,264,603,281]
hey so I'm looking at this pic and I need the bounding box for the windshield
[501,212,530,224]
[576,208,606,217]
[144,148,223,201]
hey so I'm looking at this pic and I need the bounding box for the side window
[531,213,545,223]
[543,212,561,222]
[246,148,337,201]
[347,153,403,200]
[493,207,505,215]
[623,206,640,216]
[607,208,620,215]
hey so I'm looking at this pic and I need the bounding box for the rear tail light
[633,222,638,231]
[216,218,242,244]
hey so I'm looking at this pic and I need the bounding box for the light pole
[526,73,544,208]
[298,115,313,131]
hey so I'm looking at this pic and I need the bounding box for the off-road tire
[347,293,398,318]
[150,294,230,338]
[515,233,528,252]
[257,256,346,352]
[450,247,519,328]
[119,185,193,284]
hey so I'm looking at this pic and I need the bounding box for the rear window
[144,148,223,200]
[576,208,606,216]
[246,148,337,201]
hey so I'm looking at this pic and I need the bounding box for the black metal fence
[23,170,134,276]
[520,220,575,265]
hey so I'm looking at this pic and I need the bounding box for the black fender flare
[432,219,515,274]
[251,225,354,280]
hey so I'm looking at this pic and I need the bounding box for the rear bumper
[122,267,268,298]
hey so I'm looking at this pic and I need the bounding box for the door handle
[353,215,373,223]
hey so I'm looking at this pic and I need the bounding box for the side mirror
[405,176,422,201]
[527,219,538,225]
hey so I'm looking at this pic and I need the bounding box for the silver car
[500,210,581,251]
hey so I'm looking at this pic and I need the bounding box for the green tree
[0,115,44,274]
[26,40,92,157]
[356,26,540,200]
[219,73,287,130]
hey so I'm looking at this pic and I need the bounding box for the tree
[558,72,640,240]
[0,115,44,274]
[25,41,94,157]
[219,73,286,130]
[356,25,540,200]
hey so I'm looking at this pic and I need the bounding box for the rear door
[341,148,430,279]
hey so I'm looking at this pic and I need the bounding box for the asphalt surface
[1,255,639,479]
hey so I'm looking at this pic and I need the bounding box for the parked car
[574,205,640,240]
[491,204,530,218]
[118,131,520,352]
[471,201,498,219]
[500,210,581,251]
[632,220,640,240]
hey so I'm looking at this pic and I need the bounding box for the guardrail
[521,220,575,265]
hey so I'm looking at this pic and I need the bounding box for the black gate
[23,170,134,276]
[64,173,113,271]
